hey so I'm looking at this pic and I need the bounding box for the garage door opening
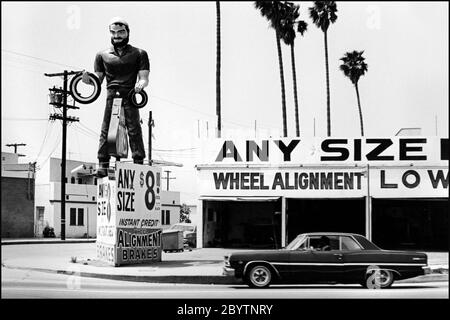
[372,198,448,251]
[202,199,281,249]
[286,198,366,244]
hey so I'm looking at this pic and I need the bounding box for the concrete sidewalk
[1,241,448,285]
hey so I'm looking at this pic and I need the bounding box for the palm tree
[280,2,308,137]
[309,1,338,136]
[216,0,222,138]
[255,1,290,137]
[339,50,368,136]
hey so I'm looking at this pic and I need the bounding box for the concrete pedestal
[96,162,162,266]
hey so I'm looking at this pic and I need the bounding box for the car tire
[362,269,395,289]
[246,264,272,288]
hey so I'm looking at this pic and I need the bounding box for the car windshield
[169,224,195,232]
[285,234,307,250]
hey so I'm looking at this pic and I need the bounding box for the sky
[1,1,448,204]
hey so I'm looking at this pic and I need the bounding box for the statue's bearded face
[110,24,129,48]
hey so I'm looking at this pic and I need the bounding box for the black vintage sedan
[223,233,429,288]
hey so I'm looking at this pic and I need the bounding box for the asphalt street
[2,267,448,299]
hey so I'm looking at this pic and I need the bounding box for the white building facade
[195,137,448,251]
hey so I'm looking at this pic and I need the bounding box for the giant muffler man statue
[83,17,150,177]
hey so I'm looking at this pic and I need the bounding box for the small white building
[35,158,98,238]
[160,191,181,229]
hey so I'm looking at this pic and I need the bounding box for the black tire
[245,264,272,288]
[128,88,148,108]
[362,269,395,289]
[69,72,101,104]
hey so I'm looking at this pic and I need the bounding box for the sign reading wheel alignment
[96,162,162,266]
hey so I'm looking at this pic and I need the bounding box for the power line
[2,49,82,70]
[153,147,198,152]
[3,118,49,121]
[37,131,62,169]
[34,121,53,163]
[150,95,272,129]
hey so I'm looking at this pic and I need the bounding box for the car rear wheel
[246,265,272,288]
[362,269,395,289]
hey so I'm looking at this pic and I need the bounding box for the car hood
[228,249,287,260]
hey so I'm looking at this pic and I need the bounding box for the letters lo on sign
[96,163,162,266]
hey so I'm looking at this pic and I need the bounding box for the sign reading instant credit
[96,162,162,266]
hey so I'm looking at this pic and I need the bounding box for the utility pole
[6,143,26,154]
[162,170,176,191]
[148,111,153,165]
[313,118,316,137]
[45,70,80,241]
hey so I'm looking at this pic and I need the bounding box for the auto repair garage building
[195,137,448,251]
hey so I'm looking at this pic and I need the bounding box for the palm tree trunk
[275,30,287,137]
[324,30,331,136]
[273,2,287,137]
[216,0,221,138]
[355,82,364,136]
[291,43,300,137]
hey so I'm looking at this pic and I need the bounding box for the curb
[1,240,96,245]
[3,263,447,285]
[3,264,241,285]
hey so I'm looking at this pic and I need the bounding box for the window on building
[70,208,77,226]
[36,207,45,221]
[162,210,170,225]
[71,177,75,184]
[94,178,97,185]
[77,208,84,226]
[78,178,82,184]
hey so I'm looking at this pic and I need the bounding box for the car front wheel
[246,265,272,288]
[362,269,395,289]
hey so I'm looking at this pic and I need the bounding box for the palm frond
[309,1,338,32]
[339,50,368,84]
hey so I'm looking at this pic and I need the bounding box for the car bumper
[422,266,432,275]
[223,267,235,277]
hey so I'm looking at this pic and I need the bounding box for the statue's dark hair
[109,22,129,33]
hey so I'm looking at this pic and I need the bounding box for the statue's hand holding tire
[69,71,101,104]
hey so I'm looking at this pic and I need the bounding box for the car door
[289,235,344,283]
[339,235,367,283]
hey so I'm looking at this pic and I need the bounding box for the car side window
[308,236,339,251]
[341,236,363,250]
